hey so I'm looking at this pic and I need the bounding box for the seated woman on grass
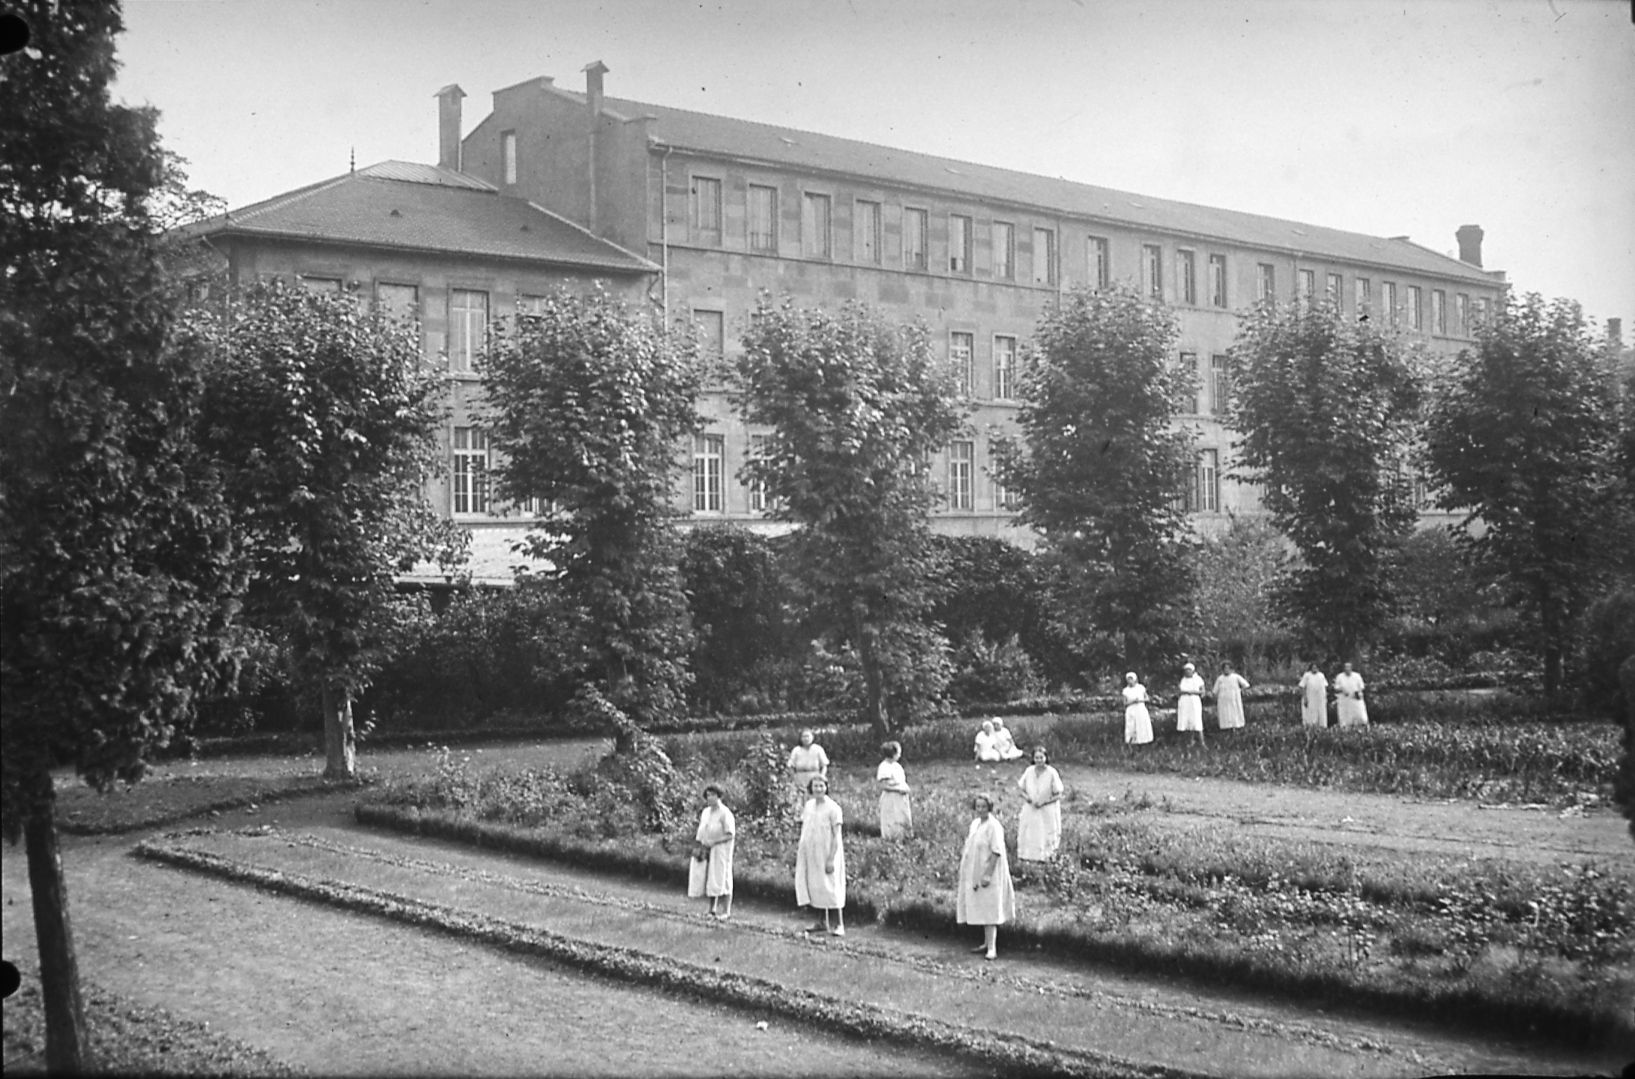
[973,719,1002,763]
[991,717,1025,761]
[687,784,735,919]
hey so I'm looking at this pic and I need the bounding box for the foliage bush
[1581,585,1635,721]
[947,631,1044,704]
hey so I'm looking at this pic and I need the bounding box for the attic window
[944,166,964,175]
[519,224,531,232]
[1290,228,1307,237]
[389,209,402,217]
[778,136,797,146]
[1128,201,1144,209]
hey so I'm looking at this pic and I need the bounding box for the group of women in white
[1121,659,1366,745]
[1298,661,1370,728]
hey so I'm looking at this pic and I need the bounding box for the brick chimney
[1456,224,1484,268]
[435,84,466,170]
[584,61,608,117]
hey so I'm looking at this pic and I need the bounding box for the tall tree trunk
[23,768,87,1075]
[855,617,893,739]
[322,684,356,780]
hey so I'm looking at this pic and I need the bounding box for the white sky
[113,0,1635,338]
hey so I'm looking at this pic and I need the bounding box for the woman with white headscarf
[1176,662,1206,747]
[1122,672,1153,747]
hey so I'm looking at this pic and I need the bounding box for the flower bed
[360,747,1635,1052]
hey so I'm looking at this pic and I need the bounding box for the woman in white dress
[956,794,1016,961]
[1176,662,1206,747]
[787,728,829,794]
[1016,746,1063,861]
[687,785,735,919]
[991,718,1025,760]
[1213,662,1250,733]
[794,776,846,936]
[973,719,1001,763]
[1334,662,1369,727]
[1297,662,1329,728]
[1122,672,1154,747]
[876,741,913,839]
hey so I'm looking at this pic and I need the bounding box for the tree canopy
[482,288,701,734]
[1423,293,1629,692]
[734,296,967,735]
[996,283,1196,676]
[1228,297,1422,658]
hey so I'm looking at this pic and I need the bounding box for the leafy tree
[482,288,700,739]
[996,283,1196,677]
[194,282,461,778]
[1,1,244,1069]
[1188,514,1294,666]
[1424,294,1629,692]
[1229,296,1422,658]
[735,296,966,737]
[679,526,799,715]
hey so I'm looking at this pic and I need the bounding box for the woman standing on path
[956,794,1016,961]
[1015,746,1063,862]
[1213,662,1250,733]
[1298,662,1329,728]
[876,741,913,840]
[1123,672,1154,748]
[1334,662,1369,728]
[1176,662,1207,747]
[795,776,846,936]
[688,785,735,919]
[787,729,829,794]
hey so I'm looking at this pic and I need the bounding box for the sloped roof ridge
[520,197,657,269]
[226,171,358,225]
[1386,235,1490,275]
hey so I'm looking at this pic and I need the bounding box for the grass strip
[355,802,1635,1053]
[133,838,1206,1079]
[56,776,345,836]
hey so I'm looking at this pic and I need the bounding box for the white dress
[1334,671,1369,727]
[1298,671,1329,727]
[787,743,829,793]
[973,730,1001,762]
[1123,684,1153,744]
[687,804,735,899]
[1016,765,1063,860]
[955,815,1016,927]
[794,796,845,909]
[992,726,1024,760]
[876,759,913,839]
[1176,673,1206,731]
[1214,672,1249,729]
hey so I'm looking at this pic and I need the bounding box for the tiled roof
[552,88,1494,286]
[184,161,655,273]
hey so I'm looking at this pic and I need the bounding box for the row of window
[1260,267,1487,335]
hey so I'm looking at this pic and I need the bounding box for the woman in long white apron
[876,741,913,839]
[1016,746,1063,861]
[787,729,830,794]
[687,785,735,918]
[795,776,846,935]
[1298,662,1329,728]
[956,794,1016,961]
[1334,662,1369,727]
[1176,662,1206,747]
[1213,662,1250,732]
[1123,672,1154,746]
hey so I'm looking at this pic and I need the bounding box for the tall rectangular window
[1180,351,1199,414]
[501,131,517,185]
[904,208,928,270]
[448,288,488,374]
[1432,289,1447,334]
[993,222,1014,280]
[1298,269,1316,301]
[801,193,831,259]
[991,441,1019,511]
[694,309,725,364]
[1456,293,1470,335]
[1144,244,1163,300]
[1033,227,1057,286]
[1408,285,1423,330]
[1258,263,1276,302]
[1208,254,1227,308]
[855,200,881,264]
[948,440,974,511]
[376,282,419,325]
[1475,296,1490,324]
[1178,249,1197,305]
[1210,354,1229,416]
[993,335,1017,400]
[692,434,724,514]
[1382,281,1398,324]
[748,185,777,253]
[691,175,721,246]
[950,332,974,397]
[1354,277,1372,317]
[949,214,972,274]
[1196,449,1220,513]
[1089,236,1110,289]
[1327,273,1343,310]
[747,433,769,513]
[452,427,490,516]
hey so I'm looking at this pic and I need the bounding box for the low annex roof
[183,161,655,273]
[551,86,1493,286]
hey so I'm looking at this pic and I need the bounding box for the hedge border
[133,838,1202,1079]
[354,803,1635,1054]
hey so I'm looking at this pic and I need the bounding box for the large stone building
[446,65,1508,542]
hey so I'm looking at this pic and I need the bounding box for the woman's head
[1342,661,1355,673]
[971,794,994,815]
[1221,661,1233,673]
[1032,745,1049,765]
[880,740,902,761]
[702,784,723,805]
[1182,662,1195,675]
[798,728,815,747]
[1305,660,1318,673]
[980,719,995,733]
[1125,671,1138,685]
[807,775,829,797]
